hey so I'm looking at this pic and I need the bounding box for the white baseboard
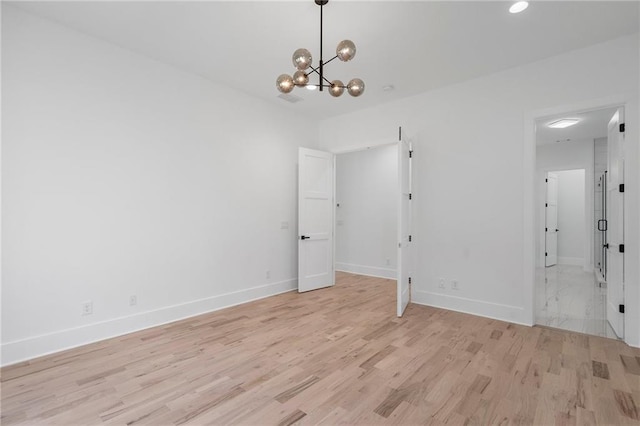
[335,262,396,279]
[1,279,297,367]
[412,290,529,326]
[558,257,584,266]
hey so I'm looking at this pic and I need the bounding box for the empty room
[2,1,639,425]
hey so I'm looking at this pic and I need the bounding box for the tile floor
[535,264,619,339]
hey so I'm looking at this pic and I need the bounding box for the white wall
[318,34,640,346]
[555,169,586,265]
[536,140,594,270]
[335,145,397,279]
[1,7,318,365]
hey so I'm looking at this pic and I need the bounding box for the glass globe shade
[293,70,309,87]
[347,78,365,97]
[336,40,356,62]
[276,74,294,94]
[329,80,344,97]
[292,48,313,70]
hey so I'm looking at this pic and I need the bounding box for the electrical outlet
[129,295,137,306]
[81,301,93,316]
[266,270,271,279]
[438,278,446,289]
[452,280,460,290]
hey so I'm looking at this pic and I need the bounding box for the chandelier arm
[307,68,332,86]
[322,55,339,66]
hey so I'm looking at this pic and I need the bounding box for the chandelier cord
[319,2,323,91]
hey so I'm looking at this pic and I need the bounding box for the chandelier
[276,0,365,98]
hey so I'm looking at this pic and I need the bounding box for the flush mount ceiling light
[509,1,529,13]
[548,118,580,129]
[276,0,365,98]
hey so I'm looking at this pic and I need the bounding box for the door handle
[300,235,310,240]
[604,243,609,249]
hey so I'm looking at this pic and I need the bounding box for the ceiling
[10,1,639,120]
[536,107,619,145]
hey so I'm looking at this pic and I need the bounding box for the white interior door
[545,172,559,267]
[606,108,625,338]
[298,148,335,293]
[397,131,412,317]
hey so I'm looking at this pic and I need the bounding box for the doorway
[534,106,623,339]
[335,144,398,280]
[297,131,413,317]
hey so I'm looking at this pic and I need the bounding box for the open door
[606,108,625,338]
[545,172,559,267]
[298,148,335,293]
[397,129,412,317]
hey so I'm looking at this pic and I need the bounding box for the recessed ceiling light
[509,1,529,14]
[548,118,580,129]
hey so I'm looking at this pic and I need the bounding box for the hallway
[536,264,618,339]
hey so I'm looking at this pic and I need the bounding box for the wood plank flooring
[2,272,639,425]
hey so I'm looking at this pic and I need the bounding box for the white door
[298,148,335,292]
[397,131,412,317]
[545,172,559,267]
[606,108,625,338]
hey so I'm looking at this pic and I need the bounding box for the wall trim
[412,290,529,326]
[336,262,396,279]
[1,279,297,367]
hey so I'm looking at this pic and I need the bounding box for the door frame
[523,95,638,346]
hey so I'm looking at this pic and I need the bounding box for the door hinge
[545,178,548,183]
[408,277,412,284]
[619,183,625,193]
[604,243,609,249]
[409,150,413,158]
[545,203,548,207]
[619,123,625,133]
[545,227,548,232]
[619,304,625,314]
[619,244,625,253]
[409,193,412,200]
[399,126,402,141]
[408,235,412,242]
[545,252,548,257]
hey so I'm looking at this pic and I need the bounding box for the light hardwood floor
[2,272,639,425]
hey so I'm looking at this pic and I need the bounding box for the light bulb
[276,74,294,93]
[292,48,313,70]
[347,78,365,97]
[336,40,356,62]
[329,80,344,97]
[293,70,309,87]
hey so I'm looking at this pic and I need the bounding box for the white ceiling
[10,1,640,120]
[536,107,619,145]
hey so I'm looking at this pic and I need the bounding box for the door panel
[397,131,412,317]
[545,172,559,267]
[606,108,624,338]
[299,148,334,292]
